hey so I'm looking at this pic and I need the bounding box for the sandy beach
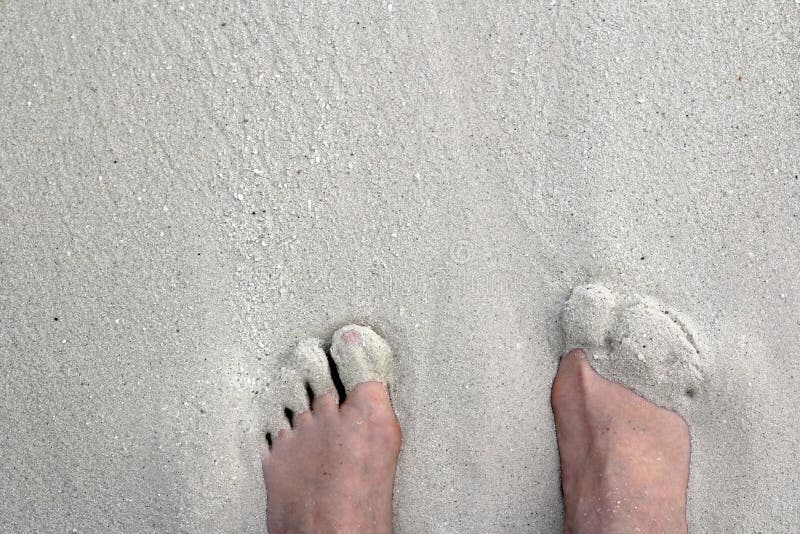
[1,0,799,532]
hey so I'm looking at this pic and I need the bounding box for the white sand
[1,1,799,532]
[262,325,393,438]
[561,284,707,415]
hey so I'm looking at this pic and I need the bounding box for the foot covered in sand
[262,325,401,534]
[560,284,708,414]
[552,349,691,533]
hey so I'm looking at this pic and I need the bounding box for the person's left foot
[262,326,401,534]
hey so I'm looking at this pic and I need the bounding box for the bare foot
[262,326,401,534]
[551,349,691,534]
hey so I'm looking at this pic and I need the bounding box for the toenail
[343,329,362,345]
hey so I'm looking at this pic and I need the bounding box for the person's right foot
[551,349,691,534]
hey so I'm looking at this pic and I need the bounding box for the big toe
[330,325,397,421]
[330,324,392,392]
[551,348,593,410]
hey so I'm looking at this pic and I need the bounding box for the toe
[263,402,291,446]
[561,347,589,369]
[330,325,392,392]
[262,368,307,443]
[344,381,394,416]
[277,368,310,415]
[291,337,336,398]
[292,409,314,428]
[551,348,591,410]
[264,425,293,457]
[342,381,401,451]
[561,284,616,348]
[312,390,341,415]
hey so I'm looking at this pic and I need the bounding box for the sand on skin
[0,1,798,532]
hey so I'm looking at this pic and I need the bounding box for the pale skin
[262,348,690,534]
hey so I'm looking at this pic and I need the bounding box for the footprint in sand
[263,324,393,442]
[560,284,709,414]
